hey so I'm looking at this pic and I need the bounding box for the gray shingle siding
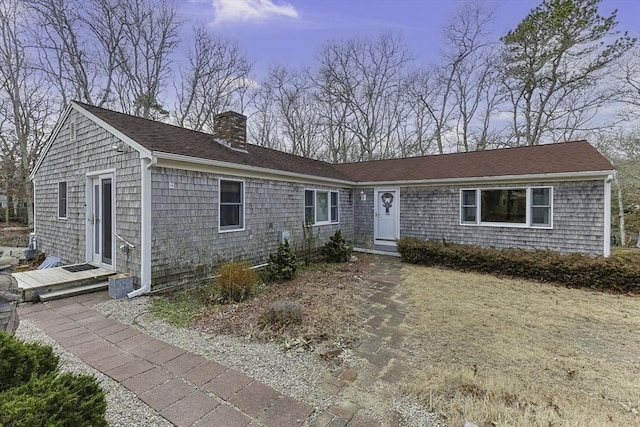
[150,167,353,289]
[33,109,142,280]
[381,180,604,254]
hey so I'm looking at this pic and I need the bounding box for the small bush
[0,333,59,393]
[267,241,298,283]
[321,229,353,263]
[259,300,304,329]
[214,261,258,303]
[0,372,107,427]
[396,237,640,293]
[0,333,107,426]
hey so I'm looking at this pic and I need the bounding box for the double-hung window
[219,179,244,231]
[304,189,339,225]
[530,187,552,227]
[460,187,552,228]
[58,181,67,219]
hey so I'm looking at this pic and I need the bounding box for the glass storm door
[375,189,399,242]
[88,175,114,266]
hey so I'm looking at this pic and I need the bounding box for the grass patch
[403,265,640,426]
[149,293,213,327]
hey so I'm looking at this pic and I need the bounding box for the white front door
[87,174,115,267]
[374,188,399,244]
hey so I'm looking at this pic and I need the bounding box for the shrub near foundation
[396,237,640,293]
[214,261,258,303]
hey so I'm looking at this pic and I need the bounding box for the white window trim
[58,181,68,220]
[304,189,339,226]
[218,178,245,233]
[459,186,553,229]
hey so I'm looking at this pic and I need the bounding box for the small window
[58,181,67,219]
[461,190,477,223]
[304,190,314,224]
[304,189,339,225]
[219,179,243,231]
[330,192,339,223]
[531,187,552,227]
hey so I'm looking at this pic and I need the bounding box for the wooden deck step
[14,265,116,302]
[38,282,109,302]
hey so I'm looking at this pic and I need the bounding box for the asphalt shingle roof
[76,102,614,183]
[76,102,350,181]
[333,141,614,182]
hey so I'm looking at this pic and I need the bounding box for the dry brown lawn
[403,265,640,426]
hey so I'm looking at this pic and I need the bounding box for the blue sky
[179,0,640,76]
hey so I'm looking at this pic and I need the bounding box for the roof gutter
[350,170,616,187]
[152,151,355,186]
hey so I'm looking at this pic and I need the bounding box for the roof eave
[153,151,355,186]
[350,170,616,187]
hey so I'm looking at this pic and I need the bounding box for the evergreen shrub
[266,241,298,283]
[321,230,353,263]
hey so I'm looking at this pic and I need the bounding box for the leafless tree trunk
[175,25,252,132]
[315,33,412,160]
[114,0,181,119]
[261,66,322,158]
[0,0,53,227]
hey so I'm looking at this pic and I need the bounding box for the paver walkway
[310,255,419,427]
[19,293,314,427]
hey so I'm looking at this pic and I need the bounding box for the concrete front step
[38,281,109,302]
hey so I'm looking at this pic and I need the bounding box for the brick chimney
[213,111,247,152]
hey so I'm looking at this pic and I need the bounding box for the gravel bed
[93,296,334,410]
[93,296,442,426]
[14,319,171,427]
[14,294,441,426]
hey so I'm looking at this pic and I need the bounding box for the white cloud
[212,0,299,25]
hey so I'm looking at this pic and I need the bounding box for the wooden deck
[14,265,115,302]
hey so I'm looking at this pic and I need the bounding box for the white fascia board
[351,170,616,188]
[71,102,152,159]
[153,151,354,187]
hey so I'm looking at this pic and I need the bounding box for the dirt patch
[0,223,30,247]
[190,257,370,348]
[403,264,640,426]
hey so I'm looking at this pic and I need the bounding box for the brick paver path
[19,293,314,427]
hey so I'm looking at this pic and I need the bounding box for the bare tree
[0,0,53,226]
[616,45,640,120]
[311,65,355,162]
[247,86,283,151]
[175,25,252,132]
[114,0,181,118]
[315,33,412,160]
[261,66,322,158]
[501,0,636,146]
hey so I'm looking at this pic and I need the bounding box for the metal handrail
[113,233,135,249]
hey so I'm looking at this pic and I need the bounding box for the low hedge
[396,237,640,294]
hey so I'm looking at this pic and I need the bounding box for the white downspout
[604,174,612,257]
[128,156,155,297]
